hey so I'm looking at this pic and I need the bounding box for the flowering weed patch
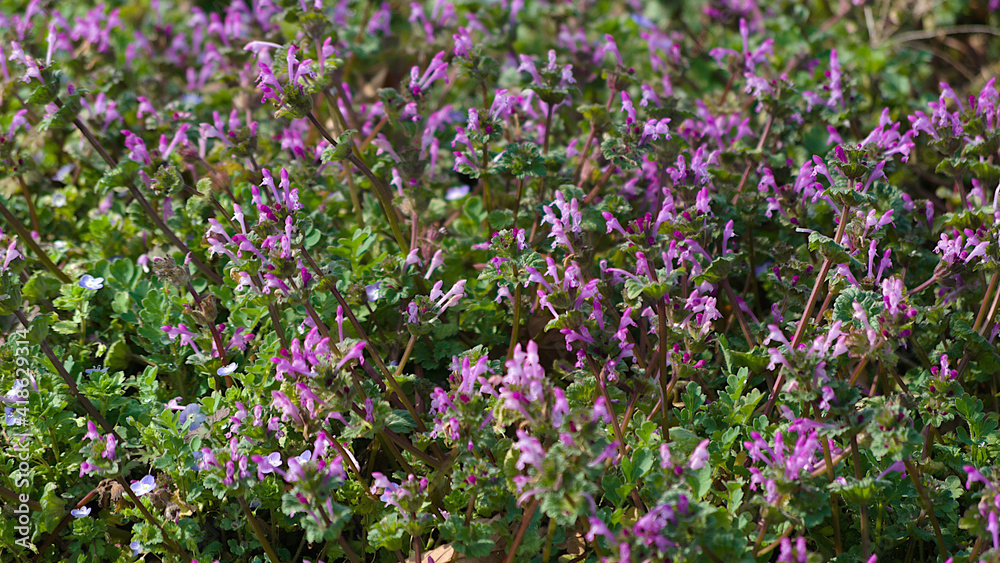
[2,0,1000,562]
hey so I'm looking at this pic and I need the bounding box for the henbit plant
[1,0,1000,562]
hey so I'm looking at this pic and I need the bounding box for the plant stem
[903,460,946,559]
[116,475,191,559]
[542,517,557,563]
[303,298,331,339]
[850,434,871,559]
[16,175,40,234]
[238,496,282,563]
[394,333,418,378]
[721,279,756,347]
[512,177,524,226]
[502,498,540,563]
[65,112,224,284]
[325,280,426,434]
[755,523,795,557]
[13,310,121,441]
[573,121,597,187]
[731,112,774,205]
[507,277,522,362]
[657,299,670,440]
[582,165,615,205]
[306,111,412,257]
[0,197,71,283]
[908,272,941,295]
[267,302,289,350]
[957,271,1000,381]
[482,139,493,216]
[821,439,843,554]
[762,203,852,417]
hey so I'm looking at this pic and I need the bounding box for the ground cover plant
[2,0,1000,561]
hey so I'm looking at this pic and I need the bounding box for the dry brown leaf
[404,542,506,563]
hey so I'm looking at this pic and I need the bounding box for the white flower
[51,193,67,207]
[130,475,156,496]
[78,274,104,290]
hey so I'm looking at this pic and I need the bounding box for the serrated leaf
[494,142,545,179]
[807,231,859,268]
[692,253,738,285]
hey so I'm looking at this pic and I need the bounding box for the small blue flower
[179,404,206,431]
[79,274,105,290]
[130,475,156,496]
[365,282,382,302]
[217,362,238,376]
[130,541,142,556]
[191,450,204,471]
[445,185,470,201]
[71,506,92,518]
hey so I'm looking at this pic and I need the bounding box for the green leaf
[488,209,514,229]
[109,258,136,288]
[320,129,358,162]
[687,467,713,500]
[692,253,738,285]
[807,231,861,269]
[440,515,496,558]
[28,82,59,105]
[386,409,416,433]
[670,427,703,454]
[39,482,65,535]
[829,476,881,505]
[494,142,546,178]
[632,447,655,479]
[602,473,624,506]
[112,291,131,314]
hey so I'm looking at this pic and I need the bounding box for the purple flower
[252,451,283,481]
[514,429,545,471]
[162,323,201,354]
[84,420,100,441]
[777,536,811,563]
[688,440,710,469]
[102,435,117,460]
[409,51,448,98]
[370,471,408,508]
[179,404,206,431]
[540,191,582,252]
[333,341,366,373]
[271,391,305,427]
[121,131,152,165]
[596,34,623,66]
